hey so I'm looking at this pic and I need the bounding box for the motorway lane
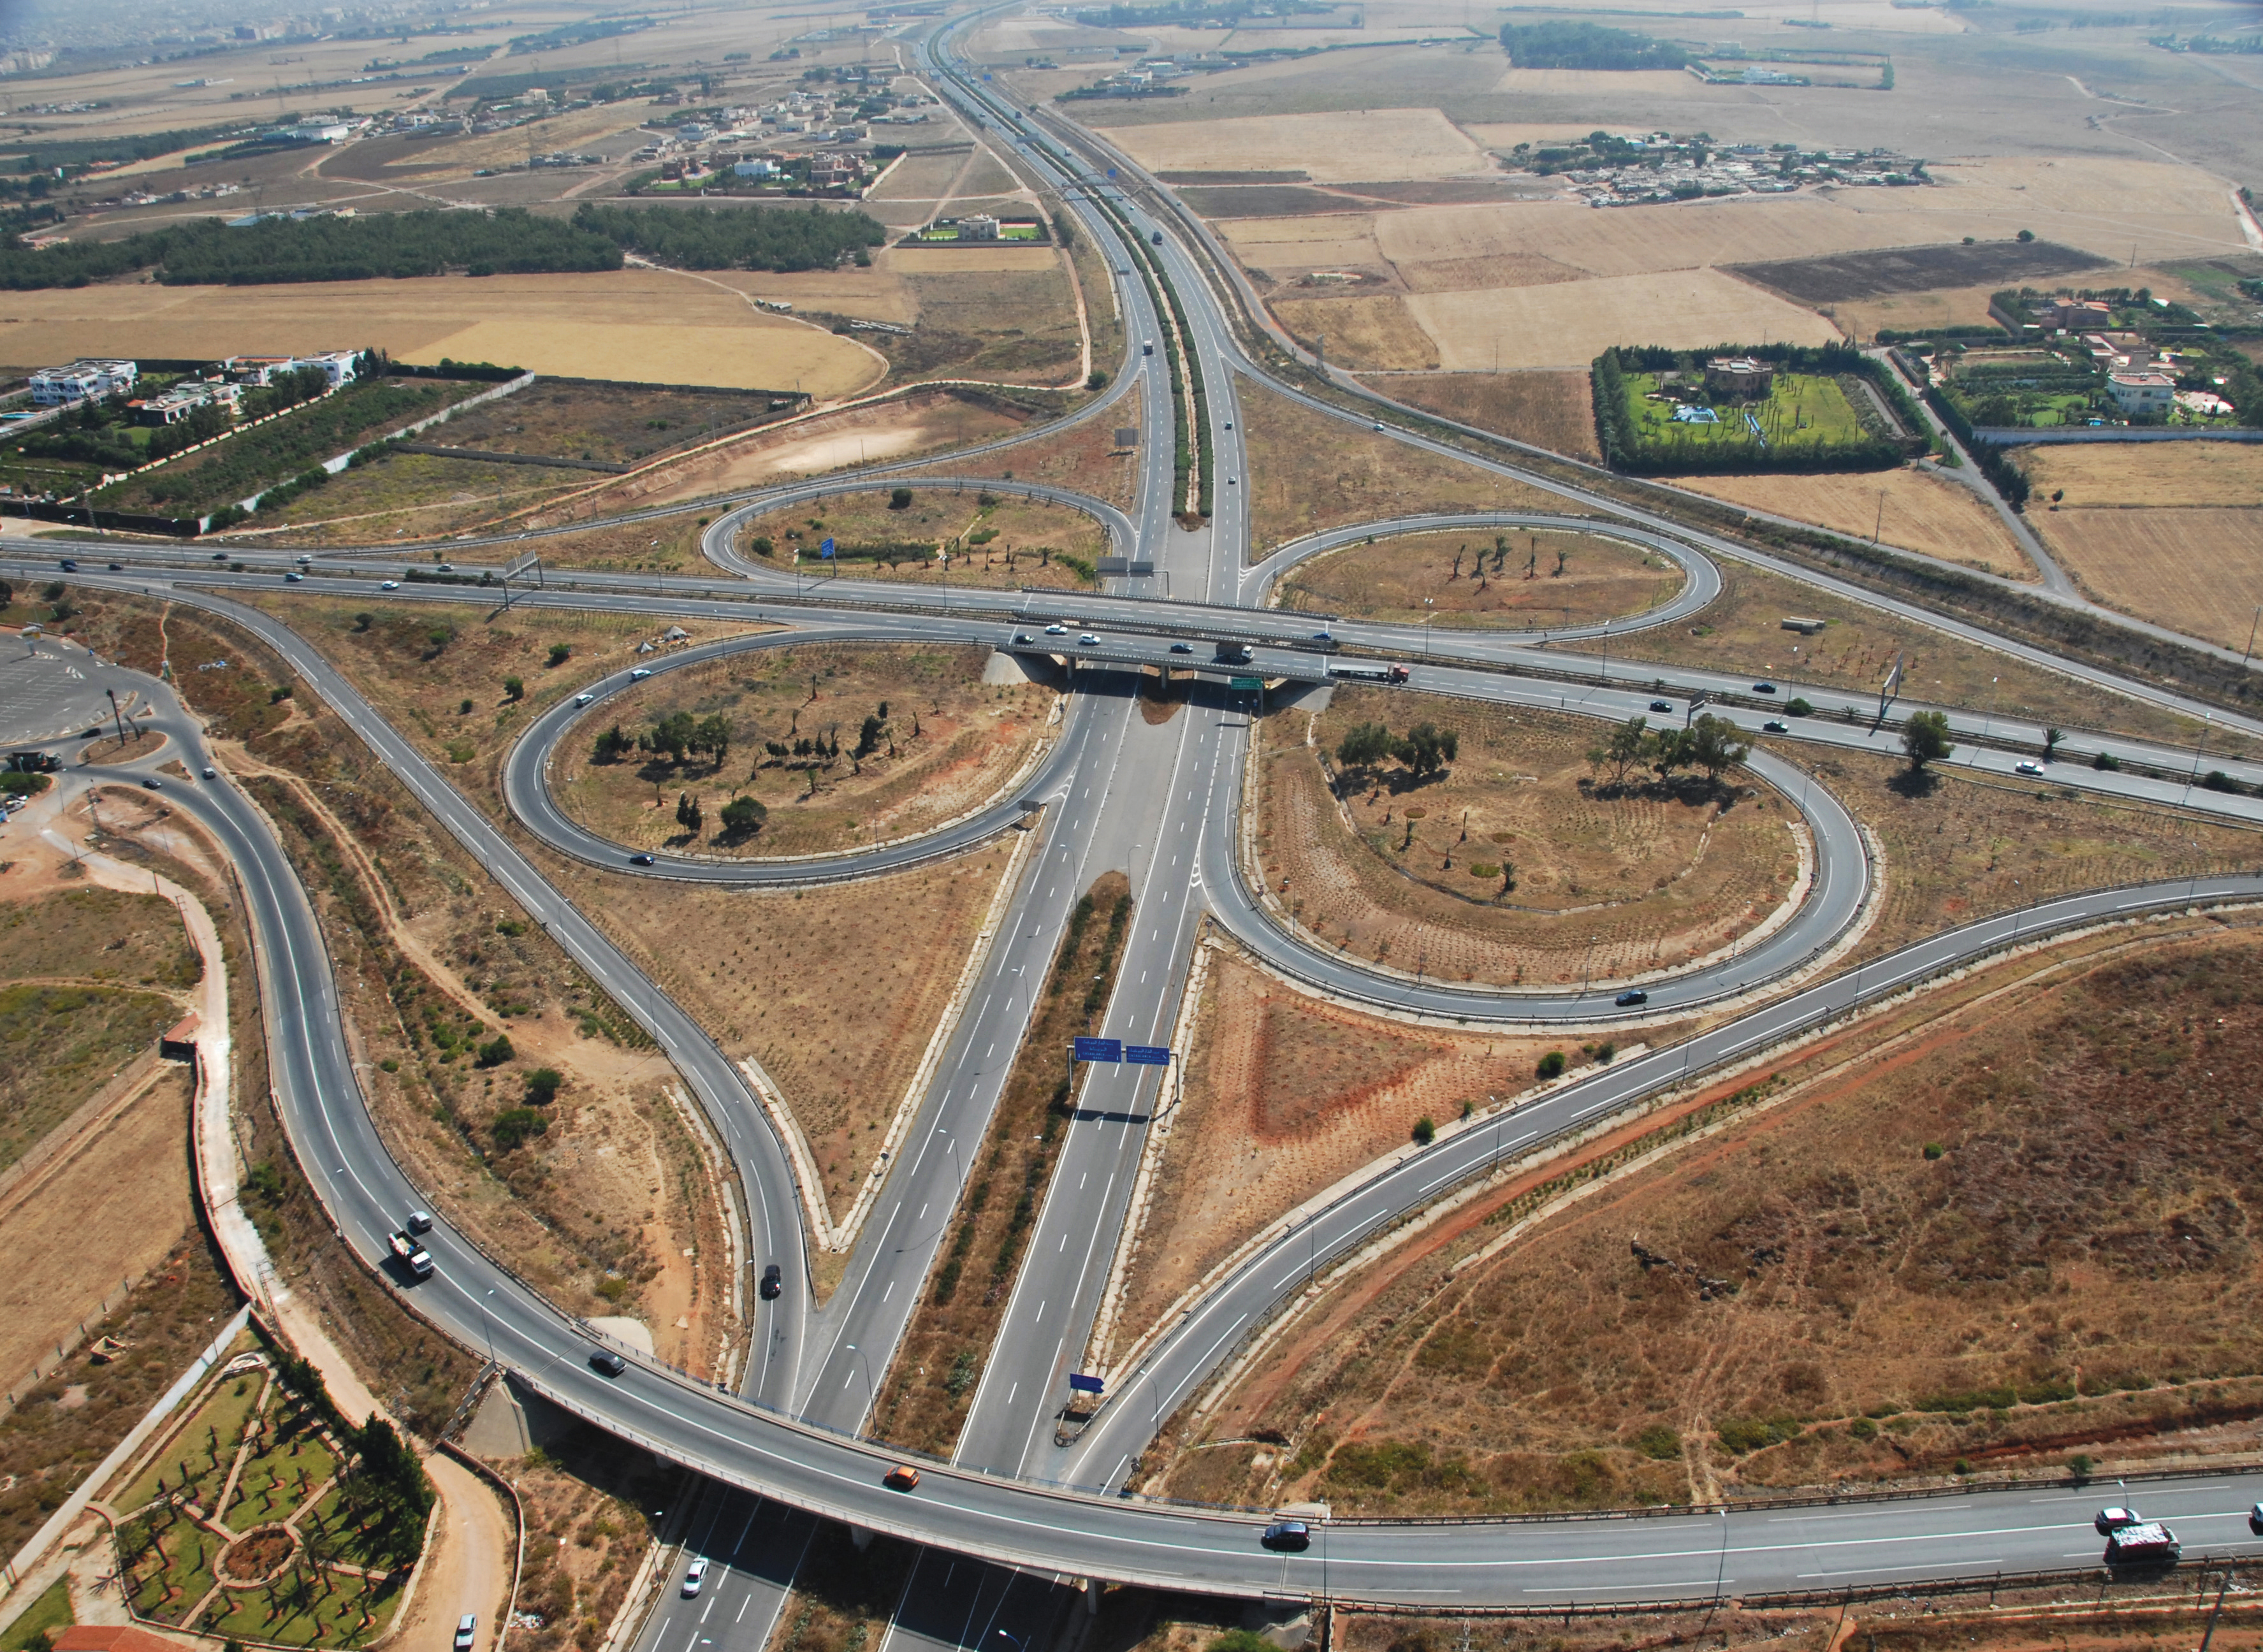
[631,1488,814,1652]
[792,669,1144,1428]
[949,679,1224,1475]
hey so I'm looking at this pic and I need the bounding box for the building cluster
[27,351,359,424]
[1529,138,1926,208]
[629,78,929,194]
[2027,295,2235,421]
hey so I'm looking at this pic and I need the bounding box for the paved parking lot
[0,642,119,747]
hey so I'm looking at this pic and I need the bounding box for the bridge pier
[850,1526,874,1553]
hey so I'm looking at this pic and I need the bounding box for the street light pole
[2243,604,2262,670]
[844,1342,876,1416]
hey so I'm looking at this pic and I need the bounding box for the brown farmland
[1277,526,1682,630]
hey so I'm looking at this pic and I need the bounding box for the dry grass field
[1586,558,2231,753]
[2035,509,2263,653]
[1242,380,1558,555]
[2020,440,2263,508]
[556,642,1055,858]
[901,384,1142,510]
[1358,370,1600,460]
[435,381,796,467]
[539,841,1019,1221]
[251,451,590,544]
[1668,467,2036,579]
[1255,689,1802,987]
[537,391,1035,519]
[1272,294,1438,371]
[1105,947,1563,1372]
[1169,921,2263,1513]
[1403,270,1840,372]
[732,486,1104,591]
[1096,110,1488,183]
[0,273,884,395]
[1277,526,1682,630]
[1809,746,2262,968]
[1824,281,2014,344]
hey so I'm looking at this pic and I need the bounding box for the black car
[1013,632,1034,644]
[630,852,655,866]
[1648,700,1671,713]
[1752,681,1778,695]
[1260,1521,1311,1553]
[58,558,76,572]
[1169,642,1193,654]
[1615,989,1648,1007]
[590,1349,627,1377]
[107,562,122,571]
[1763,719,1789,734]
[760,1263,783,1300]
[211,551,229,562]
[142,777,162,790]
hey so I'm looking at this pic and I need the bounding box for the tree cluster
[1499,20,1688,68]
[569,203,885,272]
[1335,720,1460,781]
[1585,713,1752,790]
[598,710,732,769]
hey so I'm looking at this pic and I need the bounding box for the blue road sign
[1126,1045,1171,1066]
[1072,1036,1123,1063]
[1068,1372,1105,1395]
[820,537,835,559]
[1107,167,1118,178]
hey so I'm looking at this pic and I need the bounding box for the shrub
[491,1107,548,1150]
[546,643,571,667]
[502,675,524,702]
[1537,1050,1567,1080]
[1786,697,1813,716]
[889,486,913,510]
[1849,1417,1879,1442]
[2093,750,2120,771]
[524,1067,562,1105]
[1633,1423,1681,1460]
[1923,1141,1944,1159]
[475,1034,515,1068]
[1411,1116,1436,1146]
[0,772,50,798]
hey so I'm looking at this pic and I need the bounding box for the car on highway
[574,692,596,706]
[1649,700,1673,713]
[380,579,399,590]
[1615,990,1648,1006]
[1044,623,1068,635]
[212,551,229,562]
[142,777,162,790]
[760,1263,783,1300]
[630,853,655,866]
[1372,422,1385,432]
[2095,1506,2142,1535]
[455,1615,477,1652]
[1079,633,1100,646]
[630,667,652,679]
[285,571,304,582]
[1170,642,1193,654]
[2104,1521,2179,1565]
[1224,420,1233,430]
[1013,632,1034,644]
[437,562,455,572]
[1752,681,1777,695]
[884,1465,921,1491]
[201,767,215,779]
[590,1349,626,1377]
[2250,1502,2263,1535]
[406,1210,433,1234]
[1763,719,1789,734]
[296,554,312,565]
[107,562,122,571]
[682,1558,708,1597]
[1260,1521,1310,1553]
[2016,760,2044,776]
[58,558,76,572]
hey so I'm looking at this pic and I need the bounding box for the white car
[380,579,400,590]
[574,692,596,707]
[453,1616,476,1652]
[2015,760,2043,776]
[630,667,653,680]
[682,1558,709,1597]
[1044,623,1068,636]
[1079,633,1100,646]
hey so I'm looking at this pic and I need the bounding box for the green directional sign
[1230,676,1262,691]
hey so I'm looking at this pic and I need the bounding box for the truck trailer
[1327,663,1410,685]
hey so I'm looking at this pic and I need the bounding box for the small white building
[296,350,360,389]
[29,358,137,405]
[959,213,1000,240]
[2106,370,2174,417]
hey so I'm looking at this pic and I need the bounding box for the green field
[1622,372,1869,455]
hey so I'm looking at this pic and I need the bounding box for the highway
[15,0,2263,1632]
